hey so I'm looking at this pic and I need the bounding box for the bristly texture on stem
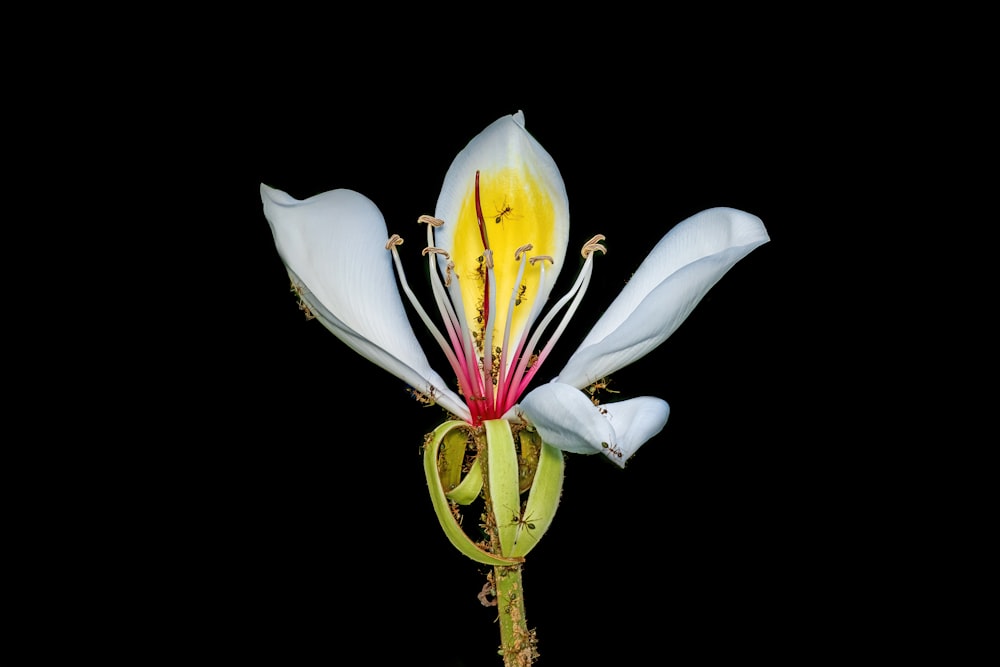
[478,425,539,665]
[493,563,538,665]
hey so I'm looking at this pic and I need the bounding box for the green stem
[493,563,537,666]
[477,422,538,665]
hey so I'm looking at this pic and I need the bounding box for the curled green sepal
[510,438,565,558]
[423,420,520,566]
[437,422,483,505]
[485,419,523,558]
[445,457,482,505]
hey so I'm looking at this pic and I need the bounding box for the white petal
[432,111,570,327]
[597,397,670,467]
[261,184,469,420]
[557,207,769,389]
[516,382,614,455]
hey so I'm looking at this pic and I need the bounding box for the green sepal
[423,420,520,566]
[510,440,565,558]
[517,428,542,493]
[445,457,483,505]
[437,423,483,505]
[484,419,522,558]
[437,424,470,493]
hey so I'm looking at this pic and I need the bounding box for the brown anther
[514,244,534,261]
[385,234,403,250]
[582,234,607,258]
[417,215,445,227]
[483,249,494,270]
[528,255,554,266]
[421,246,450,258]
[445,260,455,287]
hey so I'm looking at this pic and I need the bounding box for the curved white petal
[597,397,670,467]
[516,382,613,455]
[556,207,769,389]
[432,111,570,345]
[261,184,469,420]
[515,384,669,467]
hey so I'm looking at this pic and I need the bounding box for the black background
[156,76,879,666]
[18,13,973,664]
[227,101,828,665]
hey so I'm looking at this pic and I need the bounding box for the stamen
[483,249,494,270]
[442,271,486,413]
[494,241,533,410]
[508,247,602,404]
[422,247,450,258]
[529,255,553,266]
[426,250,485,422]
[582,234,607,257]
[387,236,478,417]
[496,256,548,412]
[417,215,446,227]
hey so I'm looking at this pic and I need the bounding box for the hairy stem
[494,563,537,666]
[478,422,539,665]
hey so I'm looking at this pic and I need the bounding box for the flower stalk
[477,421,541,665]
[477,422,539,664]
[493,563,537,665]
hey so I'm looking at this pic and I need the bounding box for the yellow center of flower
[452,167,557,355]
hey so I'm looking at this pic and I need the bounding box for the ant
[289,280,316,321]
[505,504,540,546]
[601,441,624,459]
[585,376,619,405]
[515,284,527,306]
[406,386,436,407]
[494,197,515,226]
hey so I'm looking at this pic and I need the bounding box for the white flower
[261,111,769,467]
